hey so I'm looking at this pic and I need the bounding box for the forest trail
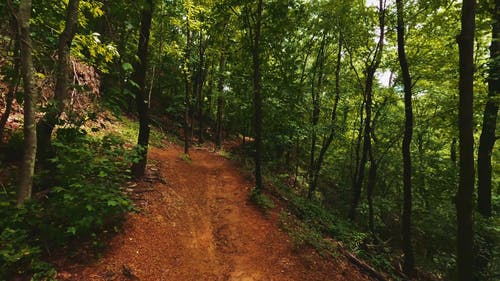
[56,142,371,281]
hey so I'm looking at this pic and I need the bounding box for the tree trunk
[477,0,499,219]
[308,33,326,198]
[349,0,385,221]
[456,0,476,280]
[36,0,80,162]
[475,2,498,280]
[309,33,342,198]
[15,0,37,206]
[396,0,415,276]
[252,0,264,192]
[451,138,457,165]
[215,54,226,150]
[366,146,377,235]
[183,25,192,155]
[196,33,206,143]
[131,0,153,178]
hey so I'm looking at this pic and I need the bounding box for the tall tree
[456,0,476,280]
[13,0,37,206]
[252,0,264,191]
[36,0,80,161]
[349,0,386,220]
[308,32,327,198]
[183,11,192,155]
[131,0,153,178]
[477,0,499,219]
[396,0,415,276]
[475,1,498,279]
[215,53,225,150]
[309,32,343,198]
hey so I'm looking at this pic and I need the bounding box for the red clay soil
[56,143,373,281]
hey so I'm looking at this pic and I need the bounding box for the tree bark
[308,33,326,199]
[475,2,498,280]
[183,23,192,155]
[456,0,476,280]
[252,0,264,192]
[396,0,415,276]
[36,0,80,162]
[131,0,153,178]
[196,32,207,143]
[366,146,377,235]
[15,0,37,206]
[309,33,342,198]
[215,54,226,150]
[477,0,499,219]
[349,0,385,221]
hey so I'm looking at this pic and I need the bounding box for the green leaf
[107,200,118,206]
[67,227,77,235]
[122,62,133,72]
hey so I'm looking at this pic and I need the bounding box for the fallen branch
[342,250,389,281]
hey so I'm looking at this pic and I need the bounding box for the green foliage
[4,130,25,162]
[179,153,192,163]
[249,188,275,216]
[42,128,135,242]
[217,150,233,159]
[0,128,135,279]
[279,210,338,257]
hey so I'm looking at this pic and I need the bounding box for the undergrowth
[228,142,402,280]
[0,126,138,280]
[270,178,401,279]
[249,188,275,216]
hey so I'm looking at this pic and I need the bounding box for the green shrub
[0,128,137,279]
[250,188,275,216]
[41,128,135,244]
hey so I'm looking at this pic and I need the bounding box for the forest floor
[54,141,373,281]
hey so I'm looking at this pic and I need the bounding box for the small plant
[249,188,275,216]
[0,127,137,279]
[218,150,233,159]
[179,153,192,163]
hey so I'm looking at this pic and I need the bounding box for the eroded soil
[56,143,372,281]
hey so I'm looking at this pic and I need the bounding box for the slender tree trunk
[36,0,80,162]
[456,0,476,280]
[215,54,226,150]
[351,101,364,198]
[183,26,192,155]
[309,33,342,198]
[477,0,499,219]
[396,0,415,276]
[349,0,385,221]
[475,3,498,280]
[15,0,37,206]
[308,33,326,198]
[131,0,153,178]
[252,0,264,192]
[451,138,457,165]
[196,33,206,143]
[366,146,377,235]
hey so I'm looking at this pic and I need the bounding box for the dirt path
[57,143,372,281]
